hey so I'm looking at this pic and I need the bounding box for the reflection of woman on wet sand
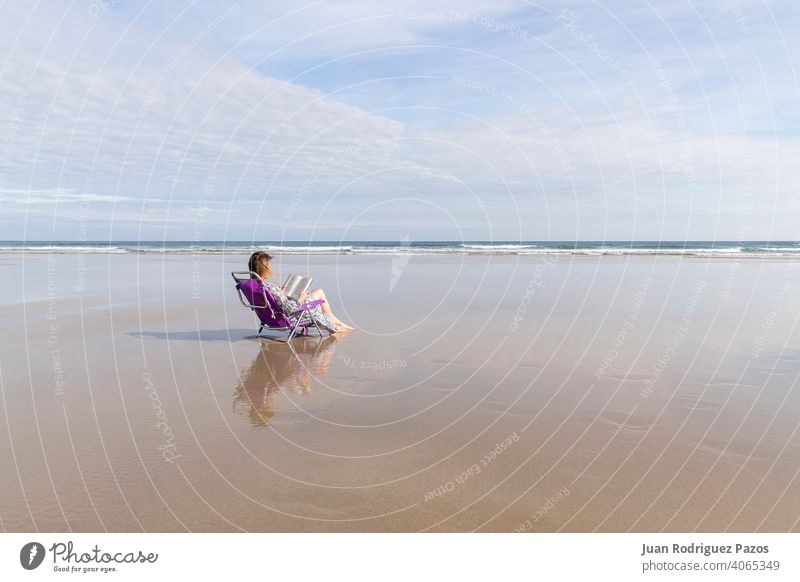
[233,335,339,427]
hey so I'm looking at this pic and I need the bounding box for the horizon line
[2,240,799,244]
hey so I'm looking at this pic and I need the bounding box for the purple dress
[263,281,339,333]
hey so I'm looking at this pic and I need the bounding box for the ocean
[1,240,799,257]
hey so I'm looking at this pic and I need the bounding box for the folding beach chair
[231,271,328,341]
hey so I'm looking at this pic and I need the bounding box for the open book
[282,273,312,299]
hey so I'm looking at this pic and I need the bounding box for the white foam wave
[0,246,130,253]
[2,243,799,257]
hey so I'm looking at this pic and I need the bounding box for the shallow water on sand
[1,253,799,531]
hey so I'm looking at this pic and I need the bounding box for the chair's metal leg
[308,312,326,337]
[287,313,306,341]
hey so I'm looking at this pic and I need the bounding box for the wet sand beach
[1,252,799,532]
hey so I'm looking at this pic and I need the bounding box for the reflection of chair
[231,271,328,341]
[233,335,339,427]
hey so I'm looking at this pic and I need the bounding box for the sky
[0,0,798,241]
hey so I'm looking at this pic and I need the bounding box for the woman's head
[248,251,273,280]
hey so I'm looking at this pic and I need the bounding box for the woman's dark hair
[248,251,273,279]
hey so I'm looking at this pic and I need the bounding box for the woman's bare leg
[309,288,353,331]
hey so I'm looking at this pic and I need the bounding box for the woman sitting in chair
[248,251,353,333]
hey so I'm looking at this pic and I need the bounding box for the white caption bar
[1,533,798,581]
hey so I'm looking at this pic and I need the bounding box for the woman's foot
[334,320,354,332]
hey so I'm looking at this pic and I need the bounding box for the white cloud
[1,0,798,239]
[0,187,134,204]
[197,0,532,60]
[0,1,413,202]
